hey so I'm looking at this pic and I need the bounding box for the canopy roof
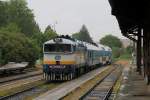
[108,0,150,33]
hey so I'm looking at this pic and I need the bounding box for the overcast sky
[27,0,124,41]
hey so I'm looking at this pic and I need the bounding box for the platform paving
[116,65,150,100]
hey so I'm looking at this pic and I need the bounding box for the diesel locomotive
[43,35,112,81]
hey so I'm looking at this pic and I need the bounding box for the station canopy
[108,0,150,34]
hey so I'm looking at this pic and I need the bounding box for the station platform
[116,65,150,100]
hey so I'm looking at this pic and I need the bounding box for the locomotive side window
[72,45,76,52]
[44,44,72,53]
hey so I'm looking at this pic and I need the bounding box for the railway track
[0,78,63,100]
[80,65,122,100]
[61,64,122,100]
[0,84,43,100]
[0,64,122,100]
[0,70,42,84]
[35,65,117,100]
[0,74,44,100]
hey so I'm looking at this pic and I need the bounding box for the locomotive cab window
[44,44,72,53]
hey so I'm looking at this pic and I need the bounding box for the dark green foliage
[125,45,133,54]
[0,0,42,66]
[117,45,133,60]
[0,1,8,27]
[0,0,60,66]
[112,47,123,58]
[0,23,21,33]
[44,25,58,42]
[72,25,93,43]
[72,32,80,39]
[0,0,40,36]
[100,35,122,48]
[0,31,40,66]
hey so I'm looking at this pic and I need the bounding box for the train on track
[43,35,112,81]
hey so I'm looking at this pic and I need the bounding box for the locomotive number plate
[54,66,61,68]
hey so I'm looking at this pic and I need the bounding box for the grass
[112,53,132,63]
[118,53,132,60]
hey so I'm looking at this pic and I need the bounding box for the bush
[0,31,40,66]
[112,47,123,58]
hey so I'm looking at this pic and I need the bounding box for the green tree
[9,0,40,35]
[0,23,21,33]
[100,35,123,58]
[125,45,133,54]
[100,35,122,48]
[44,25,58,41]
[72,32,80,39]
[0,1,8,27]
[0,0,42,66]
[0,0,40,36]
[0,31,40,66]
[72,25,93,43]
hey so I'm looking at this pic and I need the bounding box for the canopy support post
[136,27,142,75]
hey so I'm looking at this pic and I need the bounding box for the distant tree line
[0,0,57,66]
[100,35,133,59]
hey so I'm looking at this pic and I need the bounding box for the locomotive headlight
[63,65,66,68]
[49,66,52,68]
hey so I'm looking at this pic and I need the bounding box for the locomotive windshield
[44,44,72,53]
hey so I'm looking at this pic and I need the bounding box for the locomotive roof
[44,38,77,45]
[44,37,111,51]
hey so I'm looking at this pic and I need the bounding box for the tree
[0,1,8,27]
[0,31,40,66]
[125,45,133,54]
[100,35,123,58]
[43,25,58,41]
[100,35,122,48]
[0,0,42,66]
[72,25,93,43]
[0,0,40,36]
[0,23,21,33]
[72,32,80,39]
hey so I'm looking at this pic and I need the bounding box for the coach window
[72,45,76,52]
[90,51,92,58]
